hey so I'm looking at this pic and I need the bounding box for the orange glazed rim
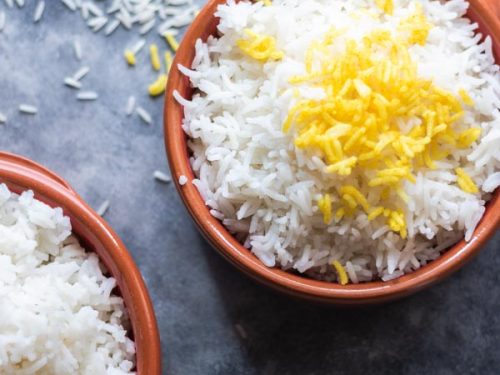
[165,0,500,304]
[0,152,161,373]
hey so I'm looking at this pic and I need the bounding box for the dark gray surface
[1,2,499,375]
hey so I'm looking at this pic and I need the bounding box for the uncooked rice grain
[97,199,110,216]
[61,0,76,12]
[131,38,146,54]
[126,95,136,116]
[104,18,120,35]
[136,106,152,124]
[73,39,82,60]
[64,77,82,89]
[33,1,45,23]
[77,91,98,100]
[0,12,5,32]
[154,170,171,183]
[72,66,90,81]
[18,104,37,114]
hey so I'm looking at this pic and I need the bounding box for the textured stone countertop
[0,1,499,374]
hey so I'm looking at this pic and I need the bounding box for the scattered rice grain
[77,91,98,101]
[126,96,136,116]
[64,77,82,89]
[0,12,5,32]
[104,18,120,35]
[33,1,45,23]
[73,40,82,60]
[73,66,90,81]
[18,104,37,114]
[97,199,110,216]
[136,106,152,124]
[131,38,146,54]
[61,0,76,12]
[153,170,171,183]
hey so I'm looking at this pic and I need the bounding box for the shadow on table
[198,231,499,375]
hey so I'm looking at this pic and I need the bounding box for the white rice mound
[177,0,500,282]
[0,184,136,374]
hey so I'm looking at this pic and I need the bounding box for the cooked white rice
[177,0,500,282]
[0,184,135,373]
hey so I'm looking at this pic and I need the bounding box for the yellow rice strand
[148,74,168,97]
[332,261,349,285]
[124,49,136,66]
[165,32,179,51]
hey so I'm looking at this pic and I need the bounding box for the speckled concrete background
[0,2,499,374]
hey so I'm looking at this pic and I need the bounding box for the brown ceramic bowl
[165,0,500,304]
[0,152,161,373]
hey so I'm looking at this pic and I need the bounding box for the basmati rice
[126,95,136,116]
[0,185,135,374]
[18,104,37,114]
[178,0,500,283]
[104,18,120,36]
[72,66,90,81]
[77,91,98,100]
[33,0,45,23]
[88,16,108,32]
[0,12,5,32]
[61,0,76,12]
[154,170,171,183]
[64,77,82,89]
[97,199,110,216]
[73,39,82,60]
[136,106,152,124]
[131,38,146,54]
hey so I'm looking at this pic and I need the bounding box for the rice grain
[0,12,5,32]
[104,18,120,35]
[97,199,110,216]
[61,0,76,11]
[19,104,37,114]
[64,77,82,89]
[136,106,152,124]
[153,170,171,183]
[77,91,98,101]
[73,66,90,81]
[33,1,45,23]
[73,39,82,60]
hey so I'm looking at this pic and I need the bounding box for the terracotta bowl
[0,152,161,373]
[165,0,500,304]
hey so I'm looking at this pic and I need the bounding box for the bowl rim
[0,152,162,373]
[164,0,500,304]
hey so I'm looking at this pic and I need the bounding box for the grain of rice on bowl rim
[175,0,500,284]
[0,184,136,374]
